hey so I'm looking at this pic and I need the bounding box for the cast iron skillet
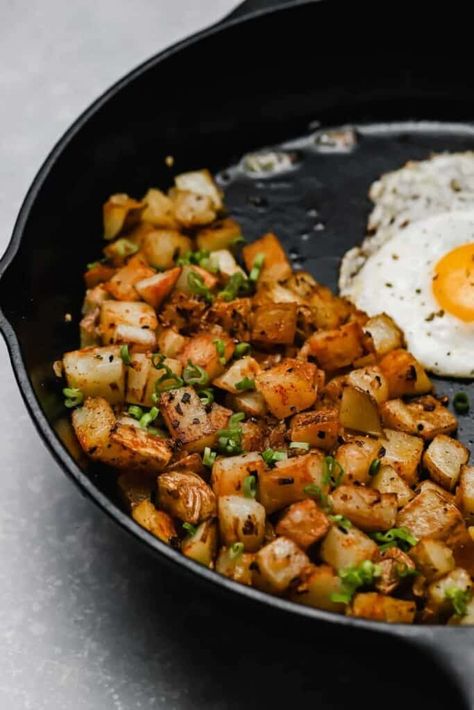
[1,0,473,704]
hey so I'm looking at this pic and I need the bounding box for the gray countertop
[0,2,469,709]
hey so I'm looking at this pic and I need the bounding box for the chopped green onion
[218,272,249,302]
[370,527,418,552]
[329,514,353,532]
[322,456,344,488]
[152,354,184,394]
[203,447,217,468]
[229,542,245,559]
[234,342,251,358]
[213,338,227,366]
[249,253,265,282]
[114,238,139,258]
[243,475,257,498]
[177,249,217,272]
[139,406,159,429]
[128,405,144,420]
[120,344,132,365]
[289,441,310,451]
[86,261,100,270]
[445,586,472,616]
[396,563,418,580]
[368,458,381,476]
[217,413,245,455]
[183,361,209,387]
[235,377,255,391]
[330,560,381,605]
[183,522,198,537]
[261,448,287,467]
[231,235,246,247]
[229,412,245,427]
[63,387,84,409]
[187,270,213,303]
[199,388,215,407]
[453,392,470,415]
[303,483,333,512]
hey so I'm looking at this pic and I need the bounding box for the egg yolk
[432,242,474,322]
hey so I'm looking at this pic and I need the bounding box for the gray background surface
[0,2,468,709]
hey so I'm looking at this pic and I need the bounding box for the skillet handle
[226,0,311,21]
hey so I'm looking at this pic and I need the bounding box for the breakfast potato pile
[57,169,474,625]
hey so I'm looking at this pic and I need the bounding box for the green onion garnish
[229,542,245,559]
[249,253,265,282]
[199,388,215,407]
[322,456,344,488]
[453,392,470,415]
[261,448,287,467]
[330,560,381,605]
[187,270,213,303]
[63,387,84,408]
[213,338,227,366]
[183,361,209,387]
[329,514,353,532]
[235,377,256,391]
[203,447,217,468]
[139,406,159,429]
[445,586,472,616]
[368,458,381,476]
[183,522,198,537]
[152,354,184,394]
[243,475,257,498]
[234,342,251,358]
[120,344,132,365]
[128,405,144,420]
[303,483,333,512]
[370,527,418,552]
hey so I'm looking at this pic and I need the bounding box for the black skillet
[1,0,473,705]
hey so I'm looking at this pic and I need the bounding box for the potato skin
[132,500,178,546]
[158,470,216,524]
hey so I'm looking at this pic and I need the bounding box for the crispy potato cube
[427,568,472,615]
[158,470,216,524]
[175,169,223,210]
[172,190,216,228]
[251,303,297,345]
[290,564,346,612]
[205,297,252,341]
[209,249,245,280]
[340,385,383,437]
[258,451,326,514]
[208,403,232,432]
[229,391,268,418]
[110,419,173,473]
[179,332,234,381]
[370,465,414,508]
[63,345,125,404]
[132,500,178,545]
[346,366,389,405]
[84,262,116,289]
[125,352,151,405]
[416,479,455,503]
[83,284,110,314]
[364,313,404,356]
[397,489,469,548]
[79,309,100,348]
[182,519,218,567]
[331,484,397,532]
[105,254,155,301]
[320,524,378,570]
[349,593,416,623]
[275,499,330,550]
[213,356,261,394]
[309,286,354,331]
[242,232,292,283]
[216,547,255,585]
[141,229,192,270]
[374,548,416,595]
[290,407,339,451]
[71,396,116,457]
[380,428,423,486]
[117,471,154,510]
[381,396,458,441]
[254,537,310,594]
[103,193,144,240]
[240,421,266,453]
[457,465,474,523]
[335,436,383,485]
[380,398,417,434]
[410,539,455,582]
[211,452,266,497]
[100,300,157,346]
[196,218,242,252]
[379,349,432,398]
[256,358,318,419]
[157,328,187,358]
[141,188,178,228]
[218,495,266,552]
[307,321,364,371]
[175,264,218,293]
[141,357,182,408]
[423,435,469,491]
[134,267,181,309]
[159,387,214,452]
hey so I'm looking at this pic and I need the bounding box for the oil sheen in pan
[216,120,474,448]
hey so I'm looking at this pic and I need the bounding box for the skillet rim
[0,0,468,640]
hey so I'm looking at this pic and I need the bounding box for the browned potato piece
[251,303,297,346]
[307,321,365,371]
[71,396,116,457]
[258,451,326,514]
[141,357,183,408]
[125,353,150,405]
[215,547,255,585]
[410,539,455,582]
[426,568,472,615]
[256,358,318,419]
[254,537,310,594]
[132,500,178,545]
[290,407,339,451]
[363,313,404,356]
[423,435,469,491]
[349,593,416,623]
[380,428,423,486]
[105,254,155,302]
[416,480,455,503]
[79,305,99,346]
[397,489,469,548]
[211,452,266,497]
[171,189,216,228]
[179,332,234,381]
[320,525,378,570]
[84,262,116,289]
[182,520,218,567]
[456,465,474,523]
[157,328,187,358]
[141,229,192,270]
[275,499,330,550]
[240,421,266,453]
[83,284,110,314]
[134,267,181,310]
[158,470,216,524]
[213,357,261,394]
[110,419,173,473]
[290,564,346,612]
[309,286,354,331]
[242,232,292,283]
[218,495,266,551]
[228,391,268,418]
[379,349,432,398]
[340,385,383,437]
[205,297,252,341]
[346,366,389,405]
[100,300,157,349]
[374,548,416,595]
[370,465,414,508]
[331,484,397,532]
[174,169,223,210]
[117,471,154,511]
[381,396,458,441]
[63,345,125,404]
[167,452,207,477]
[196,218,242,252]
[208,403,232,433]
[103,193,144,240]
[141,188,179,228]
[335,436,383,485]
[159,387,215,453]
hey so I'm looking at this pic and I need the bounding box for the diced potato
[456,465,474,523]
[175,169,223,210]
[84,262,116,289]
[410,539,455,582]
[159,387,214,452]
[290,407,339,451]
[141,188,179,228]
[71,396,116,457]
[172,190,216,228]
[397,489,469,548]
[256,358,318,419]
[63,345,125,404]
[211,452,266,497]
[336,436,383,485]
[159,291,208,333]
[103,193,144,240]
[218,495,266,551]
[375,548,416,595]
[213,357,261,394]
[196,218,242,252]
[240,421,266,452]
[251,303,297,345]
[349,593,416,623]
[205,297,252,341]
[178,332,234,381]
[309,285,355,330]
[117,471,154,510]
[423,435,469,491]
[275,499,330,550]
[83,284,110,314]
[416,479,455,503]
[141,229,192,270]
[307,321,365,371]
[381,396,458,441]
[215,547,255,585]
[134,267,181,309]
[182,519,218,567]
[157,328,187,358]
[132,500,178,545]
[208,403,232,432]
[331,484,397,532]
[427,568,472,615]
[370,465,414,508]
[100,300,157,346]
[242,232,292,283]
[174,264,218,294]
[105,254,155,301]
[364,313,404,356]
[290,564,346,612]
[379,349,432,398]
[340,385,383,437]
[125,353,151,405]
[79,309,100,348]
[209,249,245,280]
[346,366,389,405]
[320,525,378,570]
[114,324,156,350]
[141,357,183,408]
[158,470,216,524]
[258,451,326,514]
[380,428,423,486]
[229,391,267,418]
[102,236,142,264]
[254,537,310,594]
